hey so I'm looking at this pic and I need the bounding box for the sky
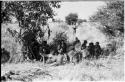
[53,1,106,21]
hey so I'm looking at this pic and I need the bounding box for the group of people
[81,40,102,59]
[38,40,67,63]
[35,38,103,64]
[1,37,102,65]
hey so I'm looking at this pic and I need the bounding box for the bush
[49,32,68,53]
[53,32,68,45]
[101,36,123,57]
[89,1,124,37]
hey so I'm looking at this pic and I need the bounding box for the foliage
[1,1,61,39]
[89,1,124,37]
[1,1,61,60]
[53,32,68,45]
[1,1,60,24]
[65,13,78,25]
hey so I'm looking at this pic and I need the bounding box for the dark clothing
[81,40,87,50]
[81,44,87,50]
[40,42,50,54]
[95,44,102,59]
[87,45,95,58]
[42,44,50,54]
[31,40,40,60]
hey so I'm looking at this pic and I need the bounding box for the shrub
[53,32,68,45]
[89,1,124,37]
[101,36,123,57]
[49,32,68,53]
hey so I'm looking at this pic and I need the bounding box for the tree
[65,13,79,42]
[65,13,78,25]
[89,1,124,37]
[1,1,61,60]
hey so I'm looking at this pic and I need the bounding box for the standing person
[94,42,102,59]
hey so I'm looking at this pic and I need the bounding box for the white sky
[53,1,106,21]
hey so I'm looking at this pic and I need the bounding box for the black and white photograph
[1,0,124,81]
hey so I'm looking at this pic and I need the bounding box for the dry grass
[1,24,23,63]
[1,52,124,81]
[1,22,124,81]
